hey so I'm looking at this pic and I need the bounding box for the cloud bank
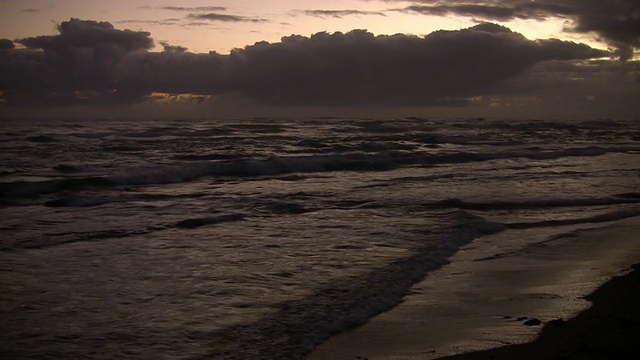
[0,18,611,109]
[186,13,267,23]
[301,10,387,18]
[395,0,640,60]
[0,39,14,49]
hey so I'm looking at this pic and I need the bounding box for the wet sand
[438,262,640,360]
[307,216,640,360]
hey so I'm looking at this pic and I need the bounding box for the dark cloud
[397,1,574,21]
[187,13,267,23]
[485,59,640,117]
[21,8,39,13]
[394,0,640,60]
[0,19,610,109]
[116,19,181,26]
[501,59,640,93]
[2,19,153,106]
[301,10,387,18]
[18,18,153,52]
[161,6,227,12]
[209,24,607,106]
[137,6,228,12]
[160,41,188,53]
[0,39,14,50]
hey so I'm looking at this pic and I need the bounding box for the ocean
[1,117,639,359]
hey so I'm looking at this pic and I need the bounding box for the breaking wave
[203,211,506,359]
[2,145,638,199]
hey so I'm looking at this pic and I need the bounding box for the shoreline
[307,216,640,360]
[438,262,640,359]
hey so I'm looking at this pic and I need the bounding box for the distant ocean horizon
[1,116,639,359]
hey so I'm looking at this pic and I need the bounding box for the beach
[2,1,640,357]
[308,216,640,360]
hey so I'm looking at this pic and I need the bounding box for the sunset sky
[1,0,639,119]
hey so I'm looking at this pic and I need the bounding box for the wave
[0,177,115,198]
[52,164,83,174]
[474,208,640,262]
[250,201,312,215]
[44,196,109,207]
[2,145,638,199]
[41,192,209,208]
[424,193,640,211]
[506,208,640,229]
[450,119,631,131]
[427,145,636,163]
[68,127,235,140]
[2,213,246,251]
[174,214,246,229]
[0,153,398,198]
[25,135,56,143]
[1,226,165,251]
[242,206,638,359]
[173,154,243,161]
[203,210,505,359]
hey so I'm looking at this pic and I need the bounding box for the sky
[0,0,639,119]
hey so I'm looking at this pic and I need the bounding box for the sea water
[1,117,639,359]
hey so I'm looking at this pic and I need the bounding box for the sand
[438,263,640,360]
[307,216,640,360]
